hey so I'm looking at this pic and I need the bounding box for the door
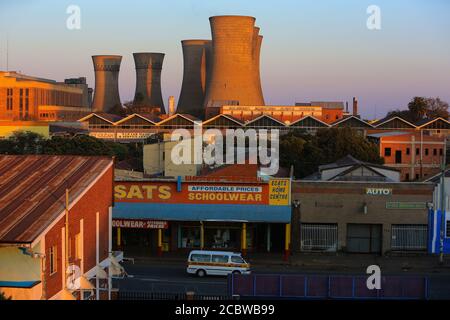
[346,224,382,254]
[395,150,402,164]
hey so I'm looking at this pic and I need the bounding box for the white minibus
[186,250,251,277]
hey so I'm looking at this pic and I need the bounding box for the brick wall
[44,165,113,299]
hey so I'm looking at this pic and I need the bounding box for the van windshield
[231,256,245,264]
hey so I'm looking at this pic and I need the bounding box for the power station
[90,15,266,117]
[91,55,122,113]
[177,40,212,118]
[203,15,265,110]
[133,52,166,114]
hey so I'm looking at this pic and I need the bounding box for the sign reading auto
[366,188,392,196]
[114,180,290,206]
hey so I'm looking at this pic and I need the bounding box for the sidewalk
[124,251,450,274]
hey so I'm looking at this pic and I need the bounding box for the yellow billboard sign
[269,178,290,206]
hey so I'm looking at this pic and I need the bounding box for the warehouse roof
[0,155,113,245]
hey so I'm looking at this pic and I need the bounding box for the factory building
[0,71,91,122]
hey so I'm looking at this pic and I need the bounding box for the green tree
[280,128,383,179]
[8,131,46,154]
[386,96,449,122]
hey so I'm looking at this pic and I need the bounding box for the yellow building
[143,133,201,177]
[0,71,91,122]
[0,121,49,139]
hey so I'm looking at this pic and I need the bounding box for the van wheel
[196,269,206,278]
[232,270,241,275]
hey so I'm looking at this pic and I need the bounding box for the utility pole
[65,189,70,288]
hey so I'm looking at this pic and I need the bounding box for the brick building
[368,132,446,181]
[0,155,115,300]
[0,71,92,121]
[291,180,434,255]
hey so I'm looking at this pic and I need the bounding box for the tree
[407,97,428,122]
[280,128,383,179]
[386,96,449,122]
[426,97,449,119]
[8,131,46,154]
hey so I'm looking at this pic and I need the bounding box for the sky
[0,0,449,119]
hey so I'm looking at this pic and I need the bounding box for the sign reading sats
[114,180,290,206]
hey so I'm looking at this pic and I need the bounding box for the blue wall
[428,209,450,254]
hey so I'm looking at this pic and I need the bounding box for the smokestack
[204,15,265,109]
[133,52,166,114]
[177,40,211,118]
[352,97,358,116]
[91,55,122,113]
[168,96,175,115]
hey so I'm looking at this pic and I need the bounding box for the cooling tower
[177,40,211,118]
[133,52,166,114]
[253,27,265,105]
[91,55,122,113]
[203,15,265,109]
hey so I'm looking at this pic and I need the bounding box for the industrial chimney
[133,52,166,114]
[352,97,358,116]
[203,15,265,109]
[177,40,211,118]
[168,96,176,116]
[91,55,122,113]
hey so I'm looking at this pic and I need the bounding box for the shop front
[112,178,291,258]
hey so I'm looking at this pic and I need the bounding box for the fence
[228,274,428,300]
[117,291,229,300]
[391,224,428,251]
[300,223,338,252]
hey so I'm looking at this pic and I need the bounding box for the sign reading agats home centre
[114,179,290,206]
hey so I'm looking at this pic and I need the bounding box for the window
[231,256,245,264]
[405,173,410,181]
[433,149,437,156]
[190,254,211,262]
[440,149,444,156]
[179,226,200,248]
[416,148,420,156]
[6,88,13,111]
[212,255,229,263]
[416,174,420,180]
[406,148,410,156]
[49,246,57,274]
[384,148,391,157]
[425,148,429,156]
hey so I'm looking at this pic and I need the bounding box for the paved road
[115,260,450,299]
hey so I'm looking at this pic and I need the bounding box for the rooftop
[0,155,113,245]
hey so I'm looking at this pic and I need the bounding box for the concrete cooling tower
[177,40,212,118]
[133,52,166,114]
[203,15,265,109]
[91,55,122,113]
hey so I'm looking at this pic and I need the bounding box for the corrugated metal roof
[0,155,113,245]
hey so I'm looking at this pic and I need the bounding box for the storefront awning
[113,203,291,223]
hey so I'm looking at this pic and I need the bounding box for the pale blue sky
[0,0,449,118]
